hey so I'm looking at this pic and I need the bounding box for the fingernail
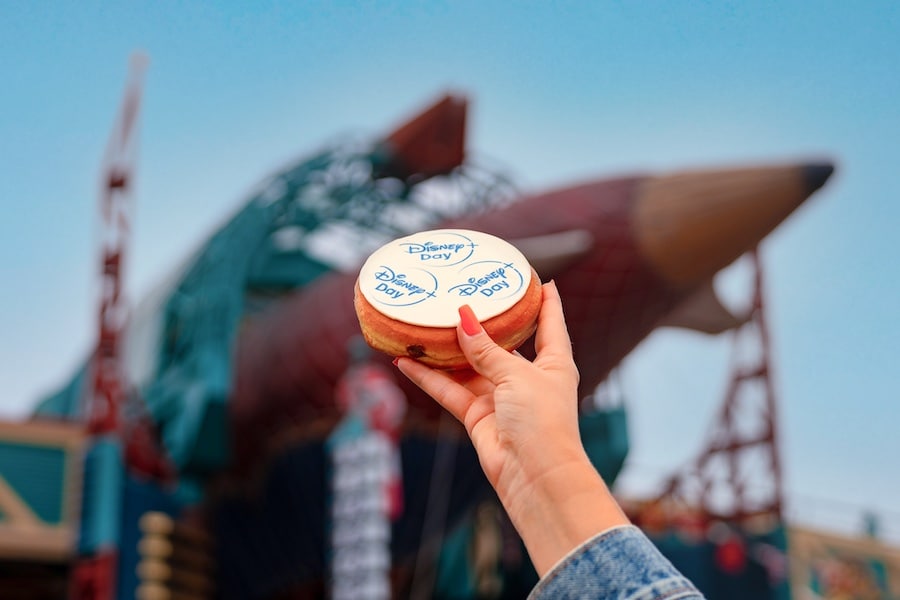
[392,357,400,367]
[458,304,481,336]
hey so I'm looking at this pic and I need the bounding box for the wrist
[501,453,630,576]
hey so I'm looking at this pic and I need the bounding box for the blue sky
[1,2,898,541]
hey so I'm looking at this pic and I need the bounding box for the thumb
[457,304,519,382]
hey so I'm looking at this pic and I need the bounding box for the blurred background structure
[1,3,899,599]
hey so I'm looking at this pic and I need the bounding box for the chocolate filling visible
[406,345,427,358]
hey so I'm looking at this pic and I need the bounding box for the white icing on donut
[357,229,532,327]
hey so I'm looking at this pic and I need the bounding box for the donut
[354,229,542,369]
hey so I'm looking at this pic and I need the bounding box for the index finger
[395,357,476,425]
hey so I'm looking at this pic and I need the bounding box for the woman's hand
[396,281,629,575]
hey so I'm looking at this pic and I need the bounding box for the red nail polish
[392,357,400,367]
[458,304,481,336]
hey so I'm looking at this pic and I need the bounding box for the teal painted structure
[580,406,629,483]
[77,435,124,554]
[34,365,87,421]
[0,439,68,524]
[36,147,384,476]
[36,140,516,488]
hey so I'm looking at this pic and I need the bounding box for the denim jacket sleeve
[528,525,704,599]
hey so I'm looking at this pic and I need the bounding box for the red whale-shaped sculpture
[229,154,833,475]
[215,101,832,591]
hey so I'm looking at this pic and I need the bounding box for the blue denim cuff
[529,525,703,599]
